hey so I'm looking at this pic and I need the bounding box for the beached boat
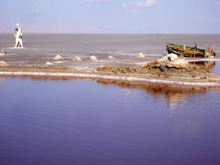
[166,43,216,58]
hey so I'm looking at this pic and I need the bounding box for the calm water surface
[1,34,220,57]
[0,76,220,165]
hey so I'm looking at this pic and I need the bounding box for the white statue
[14,23,23,48]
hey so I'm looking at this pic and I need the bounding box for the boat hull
[166,43,216,58]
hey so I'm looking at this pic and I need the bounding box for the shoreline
[0,67,220,87]
[1,43,220,87]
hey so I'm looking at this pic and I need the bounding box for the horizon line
[0,32,219,35]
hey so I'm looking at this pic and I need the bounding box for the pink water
[0,77,220,165]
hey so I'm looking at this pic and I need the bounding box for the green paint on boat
[166,43,216,58]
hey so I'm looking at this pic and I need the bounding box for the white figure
[14,23,23,48]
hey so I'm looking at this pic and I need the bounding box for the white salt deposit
[46,62,54,66]
[73,57,82,61]
[137,52,145,58]
[90,56,97,61]
[53,55,64,61]
[108,56,115,59]
[0,61,9,66]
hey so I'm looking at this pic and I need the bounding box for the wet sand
[1,55,220,87]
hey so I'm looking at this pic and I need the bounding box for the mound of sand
[53,55,64,61]
[108,56,115,59]
[0,61,9,67]
[1,50,7,55]
[137,52,145,58]
[73,57,82,61]
[90,56,97,61]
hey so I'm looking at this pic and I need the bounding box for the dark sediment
[96,63,213,77]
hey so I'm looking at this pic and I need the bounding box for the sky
[0,0,219,33]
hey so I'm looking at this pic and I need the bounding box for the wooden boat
[166,43,216,58]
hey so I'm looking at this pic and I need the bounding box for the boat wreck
[166,43,216,58]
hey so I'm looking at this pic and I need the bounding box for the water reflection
[0,77,5,82]
[96,79,219,111]
[2,75,219,111]
[0,76,220,164]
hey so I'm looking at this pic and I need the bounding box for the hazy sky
[0,0,219,33]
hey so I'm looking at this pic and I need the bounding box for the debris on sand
[137,52,145,58]
[53,55,64,61]
[0,61,9,67]
[140,54,213,76]
[108,56,115,60]
[141,53,184,68]
[73,57,82,62]
[1,50,7,55]
[97,53,214,79]
[0,50,7,56]
[90,56,97,61]
[166,58,189,69]
[97,63,212,77]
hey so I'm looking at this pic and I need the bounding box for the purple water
[0,77,220,165]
